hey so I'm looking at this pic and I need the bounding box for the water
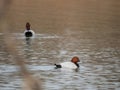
[0,31,120,90]
[0,0,120,90]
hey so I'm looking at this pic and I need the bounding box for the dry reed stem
[3,26,42,90]
[0,0,42,90]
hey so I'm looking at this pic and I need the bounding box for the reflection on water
[0,0,120,90]
[0,31,120,90]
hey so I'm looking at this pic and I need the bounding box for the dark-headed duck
[55,56,80,69]
[24,22,35,38]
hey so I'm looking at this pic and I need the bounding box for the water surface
[0,0,120,90]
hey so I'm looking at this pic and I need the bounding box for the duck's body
[24,22,35,38]
[24,30,35,37]
[55,56,80,69]
[55,62,78,69]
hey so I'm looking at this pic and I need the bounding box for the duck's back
[60,62,77,69]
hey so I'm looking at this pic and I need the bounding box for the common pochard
[55,56,80,69]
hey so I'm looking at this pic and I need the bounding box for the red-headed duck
[24,22,35,38]
[55,56,80,69]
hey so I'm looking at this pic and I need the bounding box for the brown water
[0,0,120,90]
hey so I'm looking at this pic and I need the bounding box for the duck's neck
[26,28,30,31]
[75,63,79,68]
[26,27,30,30]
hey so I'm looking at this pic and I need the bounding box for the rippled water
[0,31,120,90]
[0,0,120,90]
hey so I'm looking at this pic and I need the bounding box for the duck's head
[26,22,31,30]
[71,56,80,63]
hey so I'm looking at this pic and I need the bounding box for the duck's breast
[24,30,35,37]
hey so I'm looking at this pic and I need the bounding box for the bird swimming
[54,56,80,69]
[24,22,35,38]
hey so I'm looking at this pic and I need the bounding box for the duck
[55,56,80,69]
[24,22,35,38]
